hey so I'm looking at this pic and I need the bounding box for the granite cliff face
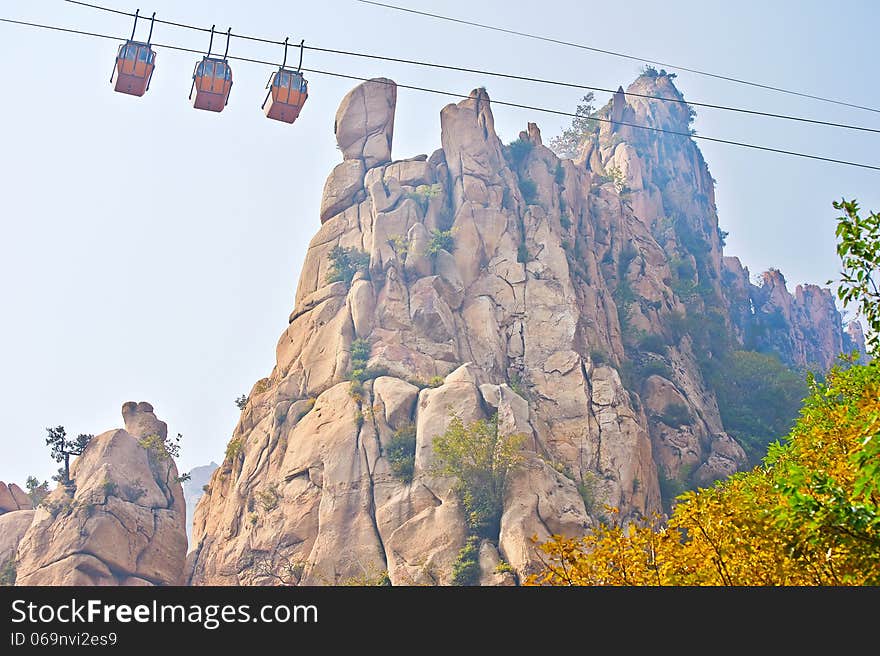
[189,74,858,586]
[5,403,187,586]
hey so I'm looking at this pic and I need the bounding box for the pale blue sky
[1,0,877,482]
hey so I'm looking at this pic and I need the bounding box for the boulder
[334,78,397,169]
[478,540,516,586]
[384,157,430,187]
[373,377,419,429]
[499,459,590,578]
[348,278,376,339]
[122,401,167,440]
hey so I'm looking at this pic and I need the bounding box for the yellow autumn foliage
[529,359,880,586]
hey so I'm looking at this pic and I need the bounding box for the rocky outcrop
[334,78,396,169]
[189,80,693,587]
[321,160,366,224]
[718,260,856,370]
[583,72,852,374]
[14,402,187,586]
[189,73,850,586]
[0,482,32,514]
[1,484,36,583]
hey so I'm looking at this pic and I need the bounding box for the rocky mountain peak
[626,71,692,131]
[187,74,858,586]
[844,320,869,363]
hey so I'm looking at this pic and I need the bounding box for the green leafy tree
[24,476,50,505]
[657,403,692,428]
[548,93,597,159]
[830,199,879,353]
[451,535,482,586]
[431,415,525,538]
[139,432,191,500]
[506,137,534,167]
[426,229,455,256]
[405,183,442,211]
[707,350,807,465]
[770,358,880,575]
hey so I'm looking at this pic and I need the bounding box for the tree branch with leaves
[44,426,92,484]
[548,93,598,159]
[831,198,879,354]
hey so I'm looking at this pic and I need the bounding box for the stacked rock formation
[188,74,860,586]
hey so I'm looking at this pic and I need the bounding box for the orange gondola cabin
[263,39,309,124]
[189,27,233,113]
[191,58,233,112]
[264,69,308,123]
[111,11,156,97]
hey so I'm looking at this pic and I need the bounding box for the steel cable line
[357,0,880,115]
[2,17,879,171]
[62,0,880,135]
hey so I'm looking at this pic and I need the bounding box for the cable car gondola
[111,10,157,97]
[190,26,233,113]
[263,38,309,124]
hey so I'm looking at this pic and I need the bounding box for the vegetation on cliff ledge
[432,415,525,540]
[432,415,526,585]
[326,245,370,287]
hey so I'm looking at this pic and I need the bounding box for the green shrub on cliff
[386,423,417,483]
[432,415,525,539]
[327,246,370,286]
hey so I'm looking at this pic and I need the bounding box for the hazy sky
[1,0,877,482]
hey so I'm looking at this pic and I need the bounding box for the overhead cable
[2,16,879,172]
[62,0,880,135]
